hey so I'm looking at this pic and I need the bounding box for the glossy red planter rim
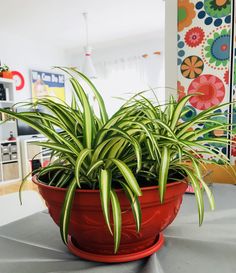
[68,234,165,263]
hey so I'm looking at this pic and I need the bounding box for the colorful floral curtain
[231,15,236,163]
[177,0,233,162]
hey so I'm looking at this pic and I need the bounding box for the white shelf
[0,100,15,104]
[0,139,22,184]
[1,159,18,164]
[0,140,17,144]
[0,79,22,184]
[0,77,17,141]
[0,78,14,84]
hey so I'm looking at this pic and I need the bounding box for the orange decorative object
[1,71,13,79]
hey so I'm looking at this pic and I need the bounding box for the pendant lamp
[82,12,97,79]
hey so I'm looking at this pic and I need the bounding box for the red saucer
[67,233,164,263]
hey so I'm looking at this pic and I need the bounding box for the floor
[0,180,46,226]
[0,180,38,196]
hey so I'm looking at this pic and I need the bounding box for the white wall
[0,31,69,103]
[0,31,70,139]
[165,0,177,99]
[1,18,166,119]
[66,32,165,116]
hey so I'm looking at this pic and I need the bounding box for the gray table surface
[0,184,235,273]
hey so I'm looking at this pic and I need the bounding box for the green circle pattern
[204,0,231,18]
[204,28,230,67]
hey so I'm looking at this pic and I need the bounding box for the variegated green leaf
[111,159,142,196]
[87,160,104,177]
[32,141,75,155]
[159,146,170,203]
[191,159,215,211]
[110,189,121,253]
[75,148,91,187]
[71,93,77,109]
[60,178,77,244]
[104,127,142,173]
[170,94,193,130]
[179,165,204,225]
[70,68,109,124]
[119,181,141,232]
[70,78,94,149]
[99,169,112,234]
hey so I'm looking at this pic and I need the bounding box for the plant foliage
[0,67,234,252]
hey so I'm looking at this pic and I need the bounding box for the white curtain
[95,55,146,83]
[91,54,165,116]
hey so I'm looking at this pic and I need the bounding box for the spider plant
[0,67,234,253]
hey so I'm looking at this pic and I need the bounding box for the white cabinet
[20,137,51,179]
[0,78,22,184]
[0,78,17,141]
[0,139,22,184]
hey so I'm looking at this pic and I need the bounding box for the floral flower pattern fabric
[231,136,236,157]
[188,74,225,110]
[178,0,232,159]
[185,27,205,47]
[202,115,228,148]
[223,70,229,84]
[178,0,196,31]
[181,55,204,78]
[177,81,186,101]
[204,0,231,18]
[202,27,230,68]
[195,0,231,27]
[181,105,197,121]
[178,34,186,65]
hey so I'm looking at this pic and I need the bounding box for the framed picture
[31,70,65,102]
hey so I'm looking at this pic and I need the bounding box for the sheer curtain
[92,54,165,117]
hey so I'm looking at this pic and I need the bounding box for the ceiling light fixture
[82,12,97,79]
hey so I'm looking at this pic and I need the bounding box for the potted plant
[0,64,13,79]
[0,67,234,263]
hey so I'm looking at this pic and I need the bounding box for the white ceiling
[0,0,165,49]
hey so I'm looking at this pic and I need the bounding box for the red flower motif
[224,70,229,85]
[185,27,205,47]
[231,136,236,157]
[188,74,225,110]
[177,81,186,101]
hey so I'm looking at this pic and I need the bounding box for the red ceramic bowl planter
[33,176,187,263]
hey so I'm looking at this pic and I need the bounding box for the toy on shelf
[0,63,13,79]
[7,131,16,141]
